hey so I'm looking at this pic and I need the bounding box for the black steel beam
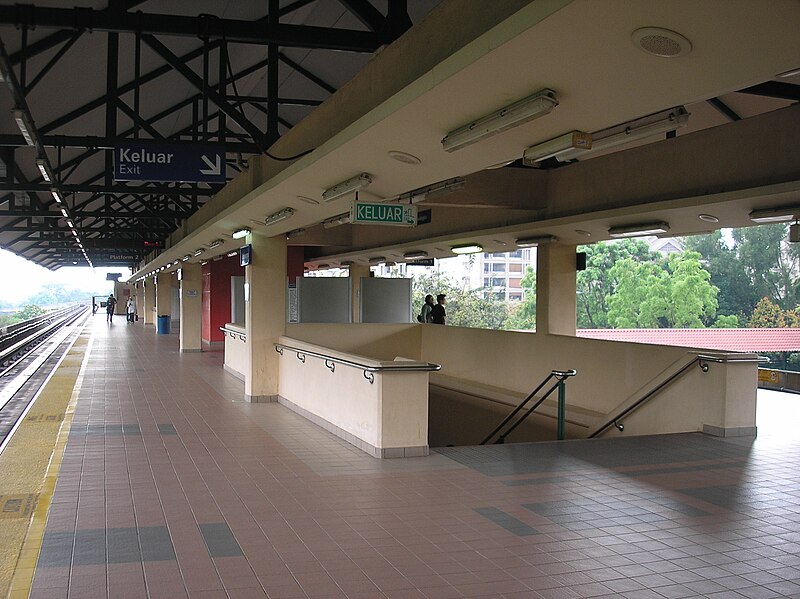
[278,52,336,94]
[0,6,383,52]
[707,97,741,122]
[337,0,385,32]
[142,34,269,149]
[739,82,800,102]
[0,182,212,195]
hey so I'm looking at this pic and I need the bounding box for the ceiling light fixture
[322,213,351,229]
[181,255,191,261]
[749,206,800,224]
[340,260,355,267]
[397,177,465,204]
[60,208,68,218]
[50,188,63,204]
[209,239,224,248]
[441,88,558,152]
[194,248,206,256]
[12,108,35,145]
[264,207,295,226]
[297,195,319,205]
[554,107,690,162]
[451,244,484,255]
[575,229,592,237]
[515,235,559,248]
[698,214,719,223]
[35,157,54,182]
[387,150,421,165]
[523,131,592,164]
[403,250,428,260]
[368,256,387,265]
[232,228,250,239]
[322,173,372,202]
[608,221,670,238]
[66,219,74,228]
[285,228,306,239]
[226,251,238,258]
[316,263,331,269]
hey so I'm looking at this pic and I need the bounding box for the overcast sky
[0,248,131,304]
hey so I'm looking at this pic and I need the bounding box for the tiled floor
[27,318,800,598]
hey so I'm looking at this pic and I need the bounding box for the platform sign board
[350,201,417,227]
[114,142,225,183]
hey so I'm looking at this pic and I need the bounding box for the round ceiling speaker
[632,27,692,58]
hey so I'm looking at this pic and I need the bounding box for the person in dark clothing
[431,293,447,325]
[106,294,117,323]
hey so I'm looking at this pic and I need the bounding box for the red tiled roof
[576,328,800,352]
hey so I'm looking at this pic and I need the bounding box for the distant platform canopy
[577,329,800,353]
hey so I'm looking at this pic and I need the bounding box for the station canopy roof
[0,1,797,274]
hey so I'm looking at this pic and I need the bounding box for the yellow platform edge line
[6,326,94,599]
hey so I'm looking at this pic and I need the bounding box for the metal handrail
[0,305,87,364]
[589,353,768,438]
[480,369,576,445]
[274,342,441,384]
[220,326,246,341]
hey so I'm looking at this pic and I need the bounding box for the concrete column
[349,264,371,323]
[180,262,202,352]
[155,273,172,323]
[143,277,156,325]
[536,243,577,336]
[244,233,287,402]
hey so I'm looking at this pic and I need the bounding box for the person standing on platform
[431,293,447,325]
[418,294,434,323]
[126,296,137,323]
[106,294,117,323]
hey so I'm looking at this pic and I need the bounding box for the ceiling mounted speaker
[632,28,692,58]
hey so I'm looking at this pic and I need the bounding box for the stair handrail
[480,369,576,445]
[589,353,768,438]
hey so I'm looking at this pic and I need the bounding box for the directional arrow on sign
[200,154,222,176]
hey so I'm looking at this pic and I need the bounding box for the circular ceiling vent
[632,27,692,58]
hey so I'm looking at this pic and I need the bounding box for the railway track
[0,305,89,452]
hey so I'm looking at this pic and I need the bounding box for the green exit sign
[351,201,417,226]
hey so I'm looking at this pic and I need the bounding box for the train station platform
[3,316,800,599]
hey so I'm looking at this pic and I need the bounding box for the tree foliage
[411,271,510,329]
[505,266,536,330]
[748,297,800,328]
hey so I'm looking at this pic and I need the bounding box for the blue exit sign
[114,142,226,183]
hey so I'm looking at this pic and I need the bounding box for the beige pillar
[143,277,156,325]
[155,272,172,323]
[536,243,577,336]
[349,264,371,323]
[179,263,202,352]
[245,233,287,402]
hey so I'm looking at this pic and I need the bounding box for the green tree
[506,266,536,330]
[17,304,46,320]
[606,251,718,328]
[748,297,800,328]
[576,239,659,328]
[733,224,800,310]
[711,314,739,328]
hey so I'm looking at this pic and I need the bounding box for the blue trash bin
[157,315,171,334]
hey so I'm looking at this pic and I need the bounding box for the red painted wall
[202,256,244,344]
[287,246,305,285]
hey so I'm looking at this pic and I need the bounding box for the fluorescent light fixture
[441,88,558,152]
[322,213,351,229]
[556,107,690,162]
[451,244,483,254]
[50,188,63,204]
[209,239,224,249]
[322,173,372,202]
[35,157,54,182]
[749,206,800,224]
[60,208,68,217]
[515,235,559,248]
[403,250,428,260]
[12,108,35,145]
[264,207,295,226]
[181,255,191,261]
[285,228,306,239]
[194,248,206,256]
[232,228,250,239]
[523,131,592,164]
[316,263,331,269]
[608,221,670,238]
[66,219,74,228]
[226,251,238,258]
[212,255,224,261]
[368,256,387,265]
[71,229,79,237]
[397,177,465,204]
[340,260,355,267]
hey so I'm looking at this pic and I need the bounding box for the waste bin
[156,315,171,335]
